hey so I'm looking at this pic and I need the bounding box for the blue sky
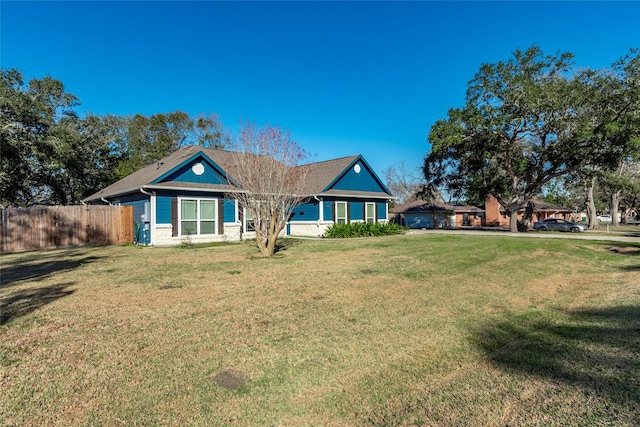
[2,1,639,178]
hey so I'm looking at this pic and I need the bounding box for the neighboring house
[390,200,455,229]
[450,203,485,227]
[84,145,393,246]
[483,195,574,227]
[393,195,574,229]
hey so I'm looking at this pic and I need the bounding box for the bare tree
[225,121,311,256]
[382,161,423,205]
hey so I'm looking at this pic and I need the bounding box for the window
[179,198,217,235]
[245,207,255,232]
[365,202,375,224]
[336,202,347,224]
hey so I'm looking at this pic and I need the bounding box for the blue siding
[350,201,364,221]
[224,199,236,223]
[156,195,172,223]
[112,193,148,205]
[323,201,334,221]
[290,201,319,222]
[157,191,233,224]
[330,161,387,193]
[127,199,147,221]
[377,202,387,220]
[157,158,227,185]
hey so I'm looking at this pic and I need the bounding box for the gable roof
[297,155,359,194]
[391,200,457,214]
[84,146,236,202]
[84,146,392,202]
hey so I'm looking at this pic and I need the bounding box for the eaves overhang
[83,184,245,203]
[315,191,396,200]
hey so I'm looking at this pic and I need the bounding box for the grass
[1,234,639,426]
[587,223,640,238]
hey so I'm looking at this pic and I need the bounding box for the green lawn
[1,234,639,426]
[586,223,640,237]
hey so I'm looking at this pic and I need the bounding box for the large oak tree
[1,68,81,206]
[423,46,639,232]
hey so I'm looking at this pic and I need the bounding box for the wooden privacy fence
[1,205,133,253]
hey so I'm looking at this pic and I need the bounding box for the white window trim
[244,206,256,232]
[234,199,239,223]
[335,201,347,224]
[178,197,218,236]
[365,202,376,223]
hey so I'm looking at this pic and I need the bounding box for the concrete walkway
[405,228,640,244]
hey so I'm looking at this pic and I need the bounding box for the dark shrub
[324,222,408,238]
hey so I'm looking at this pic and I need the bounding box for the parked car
[533,218,586,232]
[597,214,612,222]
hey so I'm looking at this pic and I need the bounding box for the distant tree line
[1,68,230,207]
[421,46,640,230]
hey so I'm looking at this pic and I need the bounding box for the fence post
[1,208,7,253]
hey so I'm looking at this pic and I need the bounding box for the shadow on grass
[274,238,301,253]
[591,241,640,254]
[590,241,640,271]
[470,306,640,414]
[622,231,640,238]
[0,282,75,325]
[0,249,103,288]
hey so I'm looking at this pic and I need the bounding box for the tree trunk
[265,238,277,257]
[521,201,535,230]
[620,208,628,225]
[254,223,270,256]
[585,177,599,229]
[255,236,269,256]
[611,190,621,227]
[255,220,285,257]
[509,209,519,232]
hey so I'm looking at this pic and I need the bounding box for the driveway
[406,228,640,244]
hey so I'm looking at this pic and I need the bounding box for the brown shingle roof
[450,204,484,213]
[497,199,573,213]
[84,146,209,201]
[391,200,457,214]
[84,146,268,201]
[296,155,359,194]
[85,147,390,202]
[394,199,572,215]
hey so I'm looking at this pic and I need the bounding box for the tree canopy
[1,68,81,205]
[1,68,230,207]
[423,46,640,231]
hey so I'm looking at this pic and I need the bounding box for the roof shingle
[85,147,390,202]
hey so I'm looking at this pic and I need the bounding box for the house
[450,203,485,227]
[83,145,393,245]
[483,195,574,227]
[390,200,456,229]
[392,195,574,229]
